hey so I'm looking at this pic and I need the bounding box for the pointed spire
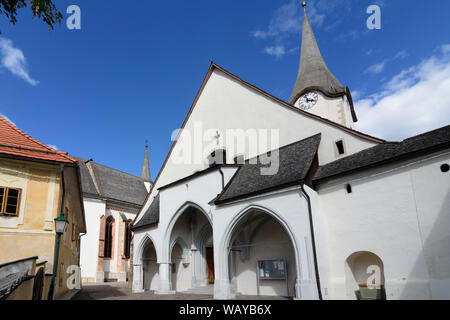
[290,2,346,104]
[141,140,152,183]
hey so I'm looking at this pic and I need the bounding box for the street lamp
[54,216,68,235]
[48,215,68,300]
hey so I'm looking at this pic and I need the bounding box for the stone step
[182,285,214,295]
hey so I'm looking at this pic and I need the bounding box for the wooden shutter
[98,215,106,258]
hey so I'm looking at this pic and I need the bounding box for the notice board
[257,260,287,280]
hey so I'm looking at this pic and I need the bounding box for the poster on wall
[257,260,287,279]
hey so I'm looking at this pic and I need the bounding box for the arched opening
[345,251,386,300]
[170,242,191,292]
[104,216,115,259]
[167,203,213,293]
[142,238,158,291]
[227,209,297,298]
[124,220,132,259]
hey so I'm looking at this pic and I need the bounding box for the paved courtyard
[71,283,290,300]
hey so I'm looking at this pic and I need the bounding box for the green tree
[0,0,63,33]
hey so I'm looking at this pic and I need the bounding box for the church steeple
[141,141,152,183]
[290,2,357,125]
[290,2,346,104]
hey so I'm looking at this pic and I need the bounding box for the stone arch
[230,214,271,262]
[138,234,158,292]
[220,204,303,298]
[135,233,158,265]
[162,201,211,262]
[345,251,386,300]
[157,201,214,293]
[170,236,190,265]
[195,223,213,259]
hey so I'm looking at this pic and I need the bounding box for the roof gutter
[299,184,323,300]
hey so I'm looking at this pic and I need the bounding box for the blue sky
[1,0,450,179]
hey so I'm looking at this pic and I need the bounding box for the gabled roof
[131,193,160,230]
[74,157,148,208]
[73,157,100,197]
[132,62,384,226]
[313,125,450,183]
[0,116,77,164]
[214,134,321,204]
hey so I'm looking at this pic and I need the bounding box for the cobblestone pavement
[71,283,290,300]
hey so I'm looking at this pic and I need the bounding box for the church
[77,145,152,284]
[131,4,450,300]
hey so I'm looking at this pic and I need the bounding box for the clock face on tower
[297,91,318,110]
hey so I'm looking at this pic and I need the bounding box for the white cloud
[365,61,386,74]
[394,50,409,60]
[251,0,301,40]
[264,46,286,59]
[251,1,326,40]
[47,144,59,151]
[355,45,450,141]
[0,37,39,86]
[442,44,450,55]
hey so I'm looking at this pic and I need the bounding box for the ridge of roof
[0,116,77,164]
[313,125,450,183]
[214,134,322,205]
[132,61,385,226]
[91,160,147,182]
[211,63,382,143]
[73,156,148,207]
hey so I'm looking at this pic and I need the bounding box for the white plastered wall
[315,151,450,300]
[135,69,378,227]
[80,198,106,281]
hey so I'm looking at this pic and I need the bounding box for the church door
[206,247,215,284]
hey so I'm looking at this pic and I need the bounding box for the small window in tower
[346,184,352,194]
[336,140,345,155]
[441,164,450,173]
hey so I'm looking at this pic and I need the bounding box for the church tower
[290,2,357,129]
[141,141,153,191]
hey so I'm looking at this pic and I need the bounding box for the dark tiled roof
[215,134,321,204]
[158,164,241,191]
[73,157,99,196]
[74,157,148,207]
[314,125,450,182]
[132,193,160,230]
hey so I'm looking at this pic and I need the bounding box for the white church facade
[131,5,450,300]
[77,146,152,283]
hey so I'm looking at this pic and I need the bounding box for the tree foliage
[0,0,63,33]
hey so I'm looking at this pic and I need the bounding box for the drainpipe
[48,165,66,300]
[218,167,225,190]
[299,184,323,300]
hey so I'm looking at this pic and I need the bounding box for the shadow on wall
[228,211,297,297]
[142,240,158,291]
[399,189,450,300]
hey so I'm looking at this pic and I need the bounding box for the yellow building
[0,116,86,300]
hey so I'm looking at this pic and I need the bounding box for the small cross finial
[145,139,148,149]
[214,131,221,146]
